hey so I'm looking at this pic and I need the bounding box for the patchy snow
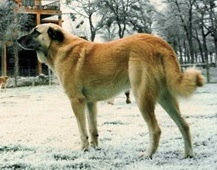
[0,82,217,169]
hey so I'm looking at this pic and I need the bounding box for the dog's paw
[83,148,89,152]
[93,146,101,151]
[126,99,131,104]
[183,154,194,159]
[139,152,153,160]
[81,142,89,152]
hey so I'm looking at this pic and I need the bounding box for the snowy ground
[0,82,217,169]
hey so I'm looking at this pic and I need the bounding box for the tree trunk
[3,44,7,76]
[194,29,204,64]
[209,0,217,65]
[177,37,183,64]
[188,6,194,63]
[14,43,19,87]
[201,25,210,83]
[1,46,4,76]
[183,39,189,64]
[89,13,96,41]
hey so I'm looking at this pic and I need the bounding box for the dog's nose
[17,36,27,49]
[17,36,26,47]
[17,37,23,44]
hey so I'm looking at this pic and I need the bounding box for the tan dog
[17,23,204,158]
[0,76,8,91]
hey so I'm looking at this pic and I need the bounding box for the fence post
[206,62,210,83]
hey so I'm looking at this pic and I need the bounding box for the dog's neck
[36,50,55,72]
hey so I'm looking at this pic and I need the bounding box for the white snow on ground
[0,81,217,169]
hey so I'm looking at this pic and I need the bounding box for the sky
[150,0,166,11]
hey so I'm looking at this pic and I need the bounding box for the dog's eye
[32,29,40,36]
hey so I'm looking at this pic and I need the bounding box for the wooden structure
[15,0,62,26]
[1,0,62,76]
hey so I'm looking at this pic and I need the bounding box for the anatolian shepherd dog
[17,23,204,159]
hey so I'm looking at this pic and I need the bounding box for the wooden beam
[36,13,41,25]
[18,10,61,15]
[36,13,42,75]
[58,14,62,26]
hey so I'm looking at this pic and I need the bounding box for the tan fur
[0,76,8,91]
[17,23,204,158]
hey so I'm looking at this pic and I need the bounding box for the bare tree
[98,26,118,41]
[165,0,197,63]
[0,1,13,76]
[154,0,217,82]
[0,0,29,85]
[66,0,108,41]
[207,0,217,64]
[98,0,155,39]
[66,0,155,42]
[128,0,155,34]
[100,0,130,38]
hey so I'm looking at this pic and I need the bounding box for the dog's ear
[47,27,64,42]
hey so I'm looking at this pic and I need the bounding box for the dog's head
[17,23,64,51]
[0,76,8,82]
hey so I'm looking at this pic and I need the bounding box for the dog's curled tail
[164,53,204,97]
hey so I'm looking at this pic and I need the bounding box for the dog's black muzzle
[17,35,39,50]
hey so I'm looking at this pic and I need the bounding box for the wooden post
[36,13,42,75]
[36,13,40,26]
[3,44,7,76]
[58,14,62,26]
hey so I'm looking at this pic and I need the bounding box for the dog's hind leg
[129,65,161,159]
[70,98,89,151]
[87,102,99,148]
[136,93,161,159]
[131,83,161,158]
[158,89,193,158]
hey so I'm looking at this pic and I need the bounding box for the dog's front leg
[70,97,89,151]
[86,102,99,148]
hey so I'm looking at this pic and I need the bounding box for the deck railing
[17,0,60,10]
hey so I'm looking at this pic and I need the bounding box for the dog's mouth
[17,36,39,50]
